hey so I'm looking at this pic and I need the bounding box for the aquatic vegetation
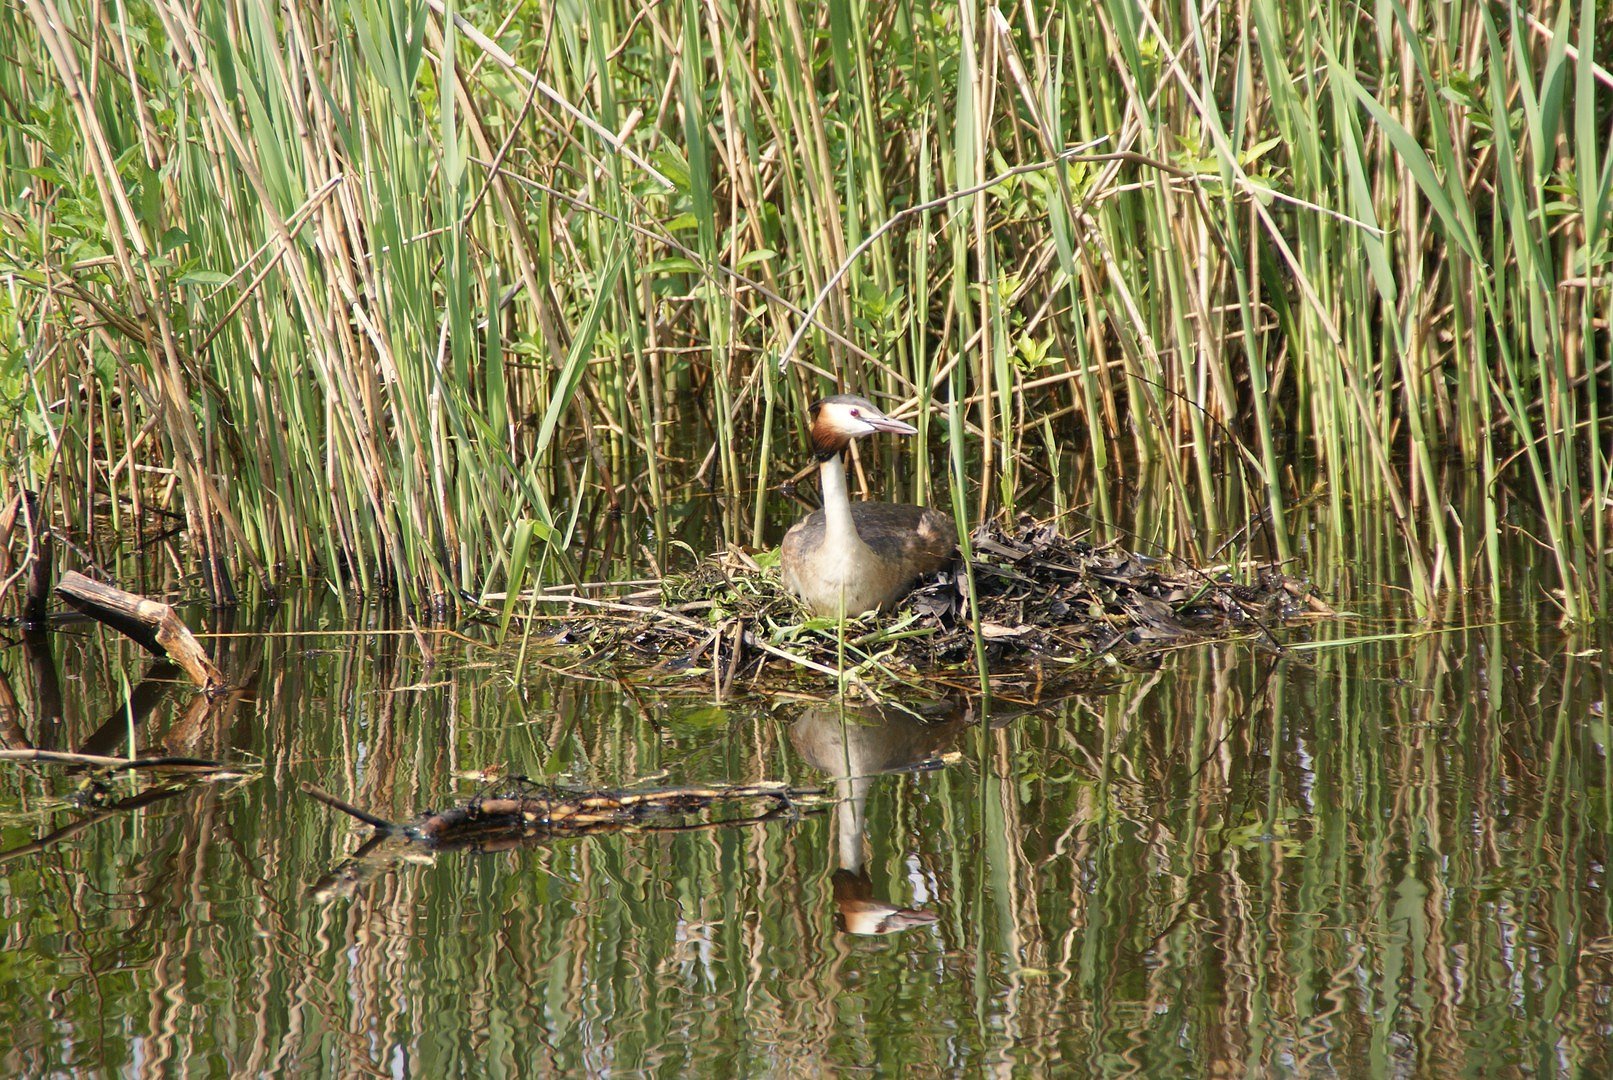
[0,0,1607,621]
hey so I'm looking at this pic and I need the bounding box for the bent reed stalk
[1,0,1607,619]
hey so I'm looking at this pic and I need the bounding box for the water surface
[1,589,1609,1076]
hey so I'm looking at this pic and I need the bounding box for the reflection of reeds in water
[0,603,1609,1073]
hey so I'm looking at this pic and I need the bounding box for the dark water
[1,585,1610,1076]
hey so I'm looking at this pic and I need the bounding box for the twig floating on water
[0,748,225,772]
[299,782,400,831]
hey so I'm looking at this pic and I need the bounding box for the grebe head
[808,395,917,460]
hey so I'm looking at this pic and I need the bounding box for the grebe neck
[818,452,860,545]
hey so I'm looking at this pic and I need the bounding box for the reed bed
[1,0,1608,618]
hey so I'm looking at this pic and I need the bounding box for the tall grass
[1,0,1608,617]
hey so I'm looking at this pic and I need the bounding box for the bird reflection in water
[789,698,969,935]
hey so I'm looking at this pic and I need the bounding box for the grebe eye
[849,408,861,417]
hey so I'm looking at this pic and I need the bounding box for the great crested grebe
[780,395,956,616]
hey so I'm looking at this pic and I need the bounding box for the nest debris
[516,519,1331,686]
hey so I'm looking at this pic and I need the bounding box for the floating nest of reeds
[519,519,1331,687]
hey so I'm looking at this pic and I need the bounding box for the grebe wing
[848,503,957,572]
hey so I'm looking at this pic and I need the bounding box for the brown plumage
[780,503,955,610]
[780,395,957,616]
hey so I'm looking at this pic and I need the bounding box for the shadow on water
[0,582,1610,1075]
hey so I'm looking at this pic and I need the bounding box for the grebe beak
[862,414,917,436]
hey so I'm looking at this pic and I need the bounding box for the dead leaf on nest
[980,622,1030,640]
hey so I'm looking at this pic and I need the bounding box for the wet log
[403,782,825,844]
[303,779,827,849]
[55,571,225,692]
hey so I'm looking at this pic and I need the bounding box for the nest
[905,520,1330,664]
[518,519,1331,688]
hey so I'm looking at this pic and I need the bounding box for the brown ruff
[810,426,851,461]
[807,398,853,460]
